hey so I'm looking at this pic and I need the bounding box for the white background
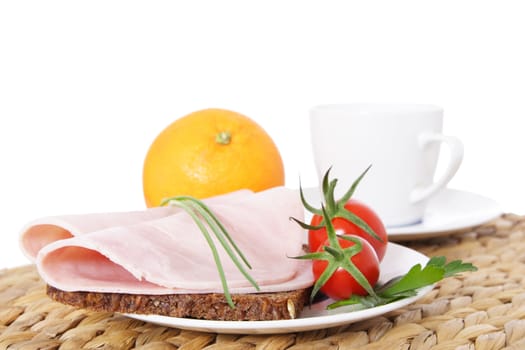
[1,1,524,269]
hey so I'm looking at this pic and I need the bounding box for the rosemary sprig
[161,195,260,308]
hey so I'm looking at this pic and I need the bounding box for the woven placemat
[1,214,525,349]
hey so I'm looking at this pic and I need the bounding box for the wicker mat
[2,214,525,350]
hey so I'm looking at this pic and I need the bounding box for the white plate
[125,243,432,334]
[302,188,502,241]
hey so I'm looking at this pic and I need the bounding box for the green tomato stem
[338,164,372,205]
[298,181,322,215]
[322,204,340,248]
[310,259,338,304]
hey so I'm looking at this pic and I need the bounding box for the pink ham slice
[20,190,253,261]
[36,187,313,294]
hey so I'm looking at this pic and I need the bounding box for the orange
[143,108,285,207]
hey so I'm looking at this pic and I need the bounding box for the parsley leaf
[381,263,445,297]
[327,256,477,310]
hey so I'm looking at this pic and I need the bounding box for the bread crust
[46,285,310,321]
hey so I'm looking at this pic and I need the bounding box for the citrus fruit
[143,108,285,207]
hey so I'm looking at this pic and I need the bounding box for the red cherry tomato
[312,235,380,300]
[309,199,388,261]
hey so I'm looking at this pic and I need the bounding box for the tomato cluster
[294,166,388,301]
[308,199,387,300]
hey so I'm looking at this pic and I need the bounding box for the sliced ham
[36,187,313,294]
[20,190,253,261]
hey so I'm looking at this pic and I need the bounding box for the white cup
[310,104,464,227]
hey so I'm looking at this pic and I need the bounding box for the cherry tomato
[309,199,388,261]
[312,235,380,300]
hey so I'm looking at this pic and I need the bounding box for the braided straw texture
[1,214,525,349]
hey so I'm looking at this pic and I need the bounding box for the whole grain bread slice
[47,285,310,321]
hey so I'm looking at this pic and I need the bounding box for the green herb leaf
[328,294,376,309]
[427,256,447,267]
[381,263,445,297]
[443,260,478,277]
[161,195,260,309]
[328,256,477,310]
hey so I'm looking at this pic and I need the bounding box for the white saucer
[302,188,502,241]
[387,188,502,240]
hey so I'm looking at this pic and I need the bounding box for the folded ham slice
[20,190,253,261]
[35,187,313,295]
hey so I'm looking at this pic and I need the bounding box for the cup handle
[410,132,464,204]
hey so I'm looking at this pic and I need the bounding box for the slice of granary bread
[47,285,310,321]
